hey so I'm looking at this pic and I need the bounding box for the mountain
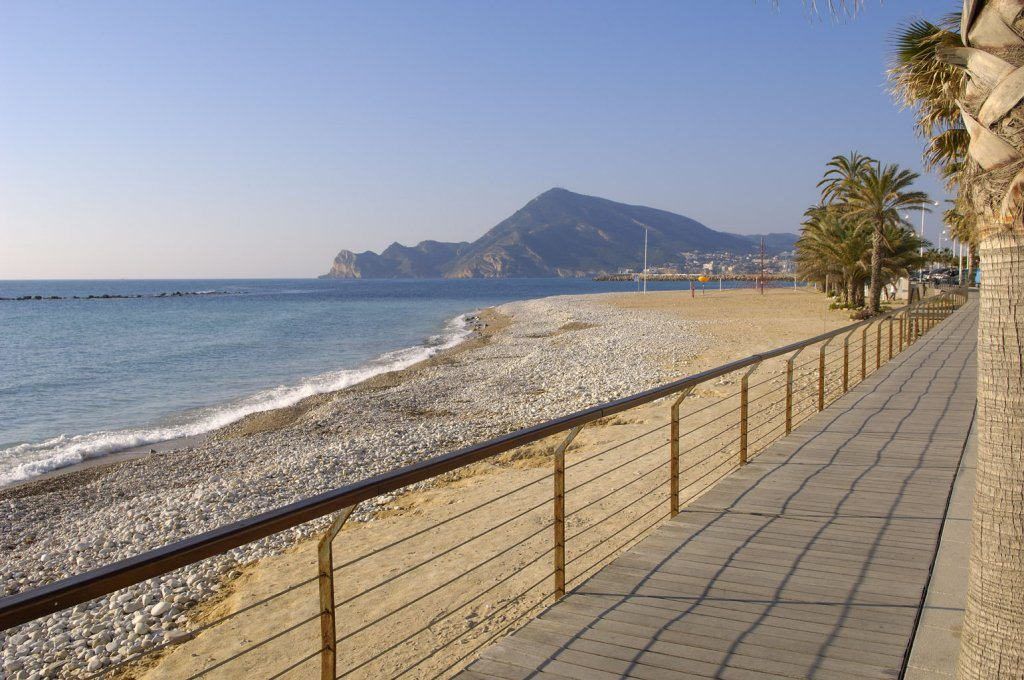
[321,188,779,279]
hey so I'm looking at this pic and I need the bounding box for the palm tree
[877,220,928,280]
[817,151,875,204]
[945,200,979,284]
[897,6,1024,676]
[796,205,870,306]
[888,14,966,192]
[844,163,931,315]
[888,15,979,288]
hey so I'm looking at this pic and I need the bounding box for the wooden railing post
[860,324,868,382]
[785,349,803,435]
[669,387,694,517]
[843,334,850,393]
[888,316,893,361]
[899,314,904,353]
[818,340,829,411]
[739,363,760,466]
[553,425,582,599]
[318,504,357,680]
[876,321,882,370]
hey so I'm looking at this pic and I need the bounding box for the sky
[0,0,959,279]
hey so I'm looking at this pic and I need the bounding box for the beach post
[669,387,695,517]
[739,363,760,466]
[899,314,905,352]
[553,425,582,599]
[317,504,357,680]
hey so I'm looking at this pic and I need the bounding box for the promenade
[460,299,978,679]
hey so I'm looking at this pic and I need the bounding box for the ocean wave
[0,313,476,487]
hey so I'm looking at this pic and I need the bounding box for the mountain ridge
[321,188,795,279]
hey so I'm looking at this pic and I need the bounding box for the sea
[0,277,760,486]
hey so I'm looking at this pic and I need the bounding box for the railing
[0,287,969,679]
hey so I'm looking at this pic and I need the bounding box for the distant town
[597,248,797,281]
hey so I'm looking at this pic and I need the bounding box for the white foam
[0,313,476,486]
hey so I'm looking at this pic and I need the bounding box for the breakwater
[0,290,236,302]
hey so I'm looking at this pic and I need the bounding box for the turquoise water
[0,277,756,485]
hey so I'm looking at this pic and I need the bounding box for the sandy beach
[0,288,850,679]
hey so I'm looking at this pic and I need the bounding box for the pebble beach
[0,291,714,679]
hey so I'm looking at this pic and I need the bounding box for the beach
[0,288,849,679]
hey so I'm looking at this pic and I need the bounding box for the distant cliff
[321,188,793,279]
[323,240,469,279]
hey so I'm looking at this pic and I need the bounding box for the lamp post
[907,201,940,283]
[642,226,648,294]
[958,240,964,284]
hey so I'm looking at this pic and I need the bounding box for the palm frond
[887,16,964,139]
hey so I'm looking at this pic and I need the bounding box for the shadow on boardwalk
[459,302,978,680]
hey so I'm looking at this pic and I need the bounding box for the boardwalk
[459,300,978,680]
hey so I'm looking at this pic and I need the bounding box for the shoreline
[1,310,492,493]
[0,288,849,679]
[0,435,209,498]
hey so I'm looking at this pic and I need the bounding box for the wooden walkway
[459,300,978,680]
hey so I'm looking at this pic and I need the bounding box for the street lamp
[642,226,648,294]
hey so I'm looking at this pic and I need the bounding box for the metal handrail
[0,287,969,631]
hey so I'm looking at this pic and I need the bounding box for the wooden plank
[546,597,911,657]
[458,300,977,680]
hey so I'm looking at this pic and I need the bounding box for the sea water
[0,277,756,485]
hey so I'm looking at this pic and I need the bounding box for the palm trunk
[867,222,883,314]
[939,5,1024,674]
[957,231,1024,679]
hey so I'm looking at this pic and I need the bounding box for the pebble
[0,294,704,677]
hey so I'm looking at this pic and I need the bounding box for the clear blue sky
[1,1,957,278]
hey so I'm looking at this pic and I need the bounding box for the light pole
[958,240,964,284]
[642,226,648,294]
[907,201,940,282]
